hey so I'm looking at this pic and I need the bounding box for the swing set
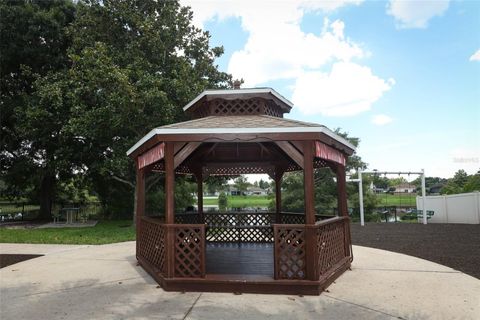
[348,169,427,226]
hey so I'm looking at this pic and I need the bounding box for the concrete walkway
[1,242,478,320]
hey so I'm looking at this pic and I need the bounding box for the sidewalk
[1,242,479,319]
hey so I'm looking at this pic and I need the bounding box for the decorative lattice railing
[173,225,206,278]
[273,216,351,281]
[137,217,167,275]
[138,217,206,278]
[315,217,351,278]
[138,214,350,281]
[273,225,307,279]
[205,212,276,243]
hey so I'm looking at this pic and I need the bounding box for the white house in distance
[394,183,416,193]
[246,186,268,196]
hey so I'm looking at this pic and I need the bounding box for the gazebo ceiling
[148,142,331,177]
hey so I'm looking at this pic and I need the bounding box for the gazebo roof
[127,114,355,156]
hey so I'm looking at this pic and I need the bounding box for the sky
[181,0,480,179]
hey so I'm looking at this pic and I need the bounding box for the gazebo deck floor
[206,242,274,277]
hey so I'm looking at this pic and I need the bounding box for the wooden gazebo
[127,88,355,295]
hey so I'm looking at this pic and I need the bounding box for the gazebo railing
[137,217,206,278]
[173,212,335,243]
[273,216,351,281]
[138,214,350,282]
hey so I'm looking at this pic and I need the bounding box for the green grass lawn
[376,193,417,207]
[0,220,135,245]
[202,195,271,207]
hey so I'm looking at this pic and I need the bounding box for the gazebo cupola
[184,88,292,119]
[127,87,356,295]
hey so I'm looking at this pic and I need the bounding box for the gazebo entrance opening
[130,88,355,294]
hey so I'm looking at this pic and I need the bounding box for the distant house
[246,186,268,196]
[369,182,386,193]
[393,183,416,193]
[228,186,244,196]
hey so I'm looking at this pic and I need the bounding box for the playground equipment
[348,169,427,226]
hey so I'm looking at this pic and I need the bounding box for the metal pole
[359,168,364,226]
[421,169,427,225]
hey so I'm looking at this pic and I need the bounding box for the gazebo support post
[165,142,175,224]
[303,141,315,225]
[164,142,176,278]
[195,171,204,222]
[336,164,348,217]
[274,168,283,223]
[135,164,145,254]
[303,140,317,281]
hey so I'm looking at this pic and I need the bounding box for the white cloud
[372,114,393,125]
[182,0,393,117]
[228,18,365,86]
[470,49,480,62]
[387,0,449,29]
[292,63,394,116]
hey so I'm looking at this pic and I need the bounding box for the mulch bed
[350,223,480,279]
[0,254,43,269]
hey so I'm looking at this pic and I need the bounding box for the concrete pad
[0,243,88,255]
[0,242,479,320]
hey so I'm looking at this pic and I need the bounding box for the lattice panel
[316,219,346,277]
[264,101,283,118]
[174,226,205,278]
[240,226,274,242]
[137,218,166,275]
[152,155,328,176]
[203,165,272,176]
[193,102,211,119]
[205,213,236,227]
[175,214,202,224]
[206,226,239,242]
[274,227,306,279]
[281,213,306,224]
[237,213,275,226]
[212,99,262,116]
[205,213,275,243]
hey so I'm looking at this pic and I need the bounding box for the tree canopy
[1,0,231,218]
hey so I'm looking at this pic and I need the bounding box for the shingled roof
[159,115,322,129]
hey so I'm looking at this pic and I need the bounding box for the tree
[1,0,76,218]
[258,179,269,189]
[66,0,231,219]
[1,0,232,220]
[218,192,228,212]
[464,171,480,192]
[441,169,469,195]
[233,176,249,195]
[280,129,368,214]
[204,176,228,195]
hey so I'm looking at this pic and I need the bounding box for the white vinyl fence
[416,192,480,224]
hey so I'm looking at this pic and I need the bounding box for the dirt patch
[0,254,44,268]
[351,223,480,279]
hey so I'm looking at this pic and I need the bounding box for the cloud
[228,18,365,86]
[182,0,393,117]
[470,49,480,62]
[182,0,364,28]
[372,114,394,125]
[387,0,449,29]
[292,63,394,116]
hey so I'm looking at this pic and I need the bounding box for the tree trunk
[38,172,55,220]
